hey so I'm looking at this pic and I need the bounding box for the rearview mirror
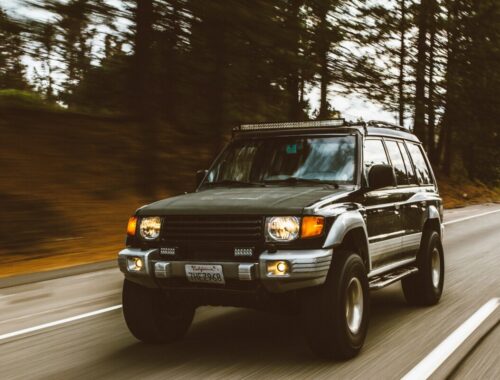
[196,169,208,188]
[368,164,396,190]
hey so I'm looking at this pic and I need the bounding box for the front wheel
[302,250,370,360]
[402,230,444,306]
[122,279,195,343]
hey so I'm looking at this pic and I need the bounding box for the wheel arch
[424,205,443,238]
[419,207,444,257]
[338,227,370,270]
[323,210,370,271]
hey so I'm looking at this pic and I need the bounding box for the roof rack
[366,120,409,132]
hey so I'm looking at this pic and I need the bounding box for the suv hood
[138,186,354,216]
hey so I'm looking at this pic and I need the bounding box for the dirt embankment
[1,106,498,277]
[0,107,215,277]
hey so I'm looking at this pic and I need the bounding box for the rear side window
[385,140,408,185]
[407,143,433,185]
[398,142,417,185]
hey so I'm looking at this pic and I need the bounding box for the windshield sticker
[286,144,298,154]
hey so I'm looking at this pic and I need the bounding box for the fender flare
[426,204,444,238]
[428,204,440,220]
[322,210,370,269]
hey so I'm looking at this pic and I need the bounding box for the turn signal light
[301,216,325,238]
[127,216,138,236]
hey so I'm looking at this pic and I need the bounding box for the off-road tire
[302,250,370,360]
[402,230,444,306]
[122,279,195,343]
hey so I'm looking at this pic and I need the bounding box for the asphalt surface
[1,203,499,379]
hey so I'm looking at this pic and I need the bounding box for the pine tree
[413,0,430,143]
[31,22,57,99]
[0,8,30,90]
[350,0,415,124]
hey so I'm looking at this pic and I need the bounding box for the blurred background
[0,0,498,276]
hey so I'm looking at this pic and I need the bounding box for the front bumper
[118,247,332,293]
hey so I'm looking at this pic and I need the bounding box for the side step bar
[369,267,418,290]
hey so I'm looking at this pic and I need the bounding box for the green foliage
[0,8,30,90]
[0,89,59,110]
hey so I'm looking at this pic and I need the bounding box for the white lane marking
[0,305,122,342]
[443,208,500,226]
[402,298,500,380]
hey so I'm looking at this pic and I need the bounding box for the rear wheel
[302,250,370,360]
[402,230,444,306]
[122,279,195,343]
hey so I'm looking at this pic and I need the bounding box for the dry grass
[437,176,500,209]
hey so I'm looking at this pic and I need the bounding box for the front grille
[162,215,263,243]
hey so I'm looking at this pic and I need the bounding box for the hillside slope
[0,106,214,276]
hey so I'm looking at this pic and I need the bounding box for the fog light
[127,257,144,272]
[267,260,290,276]
[277,261,287,273]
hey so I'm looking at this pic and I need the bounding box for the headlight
[265,216,300,242]
[139,217,161,240]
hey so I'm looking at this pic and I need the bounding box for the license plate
[185,264,225,285]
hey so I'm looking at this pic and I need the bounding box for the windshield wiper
[204,179,266,187]
[264,177,339,188]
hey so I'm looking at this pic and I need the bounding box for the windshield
[203,135,357,186]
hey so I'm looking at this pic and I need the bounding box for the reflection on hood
[139,186,355,216]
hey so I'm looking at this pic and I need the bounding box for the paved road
[1,204,499,379]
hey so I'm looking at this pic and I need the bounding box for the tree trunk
[286,0,302,120]
[442,115,453,175]
[133,0,157,197]
[318,50,329,119]
[427,0,437,162]
[164,0,181,125]
[413,0,429,143]
[208,14,227,155]
[440,0,459,176]
[398,0,406,126]
[317,1,330,119]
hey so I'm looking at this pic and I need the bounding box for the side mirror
[196,169,208,188]
[368,164,396,190]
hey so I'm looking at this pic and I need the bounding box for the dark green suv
[118,119,444,360]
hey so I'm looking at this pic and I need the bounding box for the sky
[2,0,396,124]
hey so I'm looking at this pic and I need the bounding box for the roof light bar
[236,119,345,131]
